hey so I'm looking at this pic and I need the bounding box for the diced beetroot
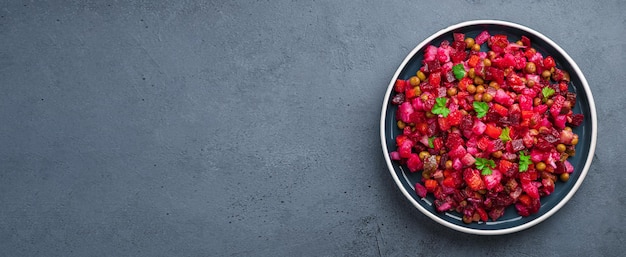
[501,53,516,68]
[522,132,534,148]
[518,194,532,206]
[445,132,464,149]
[569,113,584,127]
[450,48,467,63]
[547,151,559,169]
[560,129,574,144]
[406,153,423,172]
[529,52,543,63]
[476,207,489,222]
[395,79,408,93]
[437,47,451,63]
[391,93,405,105]
[511,139,525,151]
[477,136,491,151]
[461,153,476,166]
[543,56,556,69]
[534,104,548,114]
[515,202,530,217]
[474,60,485,77]
[444,70,456,84]
[501,152,518,161]
[448,145,467,159]
[494,89,514,106]
[535,137,553,151]
[426,120,437,137]
[541,178,555,195]
[483,169,502,190]
[490,139,505,152]
[433,137,444,152]
[410,97,425,111]
[510,186,523,200]
[390,151,401,161]
[525,74,540,86]
[398,102,414,124]
[472,119,486,135]
[398,142,414,159]
[554,115,567,129]
[415,183,427,198]
[418,134,429,147]
[442,177,456,189]
[436,201,453,212]
[530,149,544,163]
[438,116,451,131]
[475,31,490,45]
[428,60,442,74]
[518,95,533,111]
[522,180,540,199]
[550,95,565,118]
[489,35,509,54]
[521,36,531,47]
[453,33,465,42]
[402,126,412,136]
[513,54,527,70]
[489,207,505,221]
[447,110,463,126]
[429,71,441,87]
[464,168,486,191]
[424,45,438,62]
[485,67,505,85]
[466,146,479,156]
[452,158,463,170]
[432,169,444,180]
[565,160,574,173]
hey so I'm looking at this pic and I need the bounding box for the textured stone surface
[0,1,624,256]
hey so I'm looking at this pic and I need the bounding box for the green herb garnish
[473,101,489,118]
[428,137,435,148]
[519,151,531,172]
[452,63,466,80]
[500,127,511,142]
[431,97,450,117]
[542,87,555,101]
[475,157,496,175]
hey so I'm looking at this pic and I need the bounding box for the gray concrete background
[1,1,624,256]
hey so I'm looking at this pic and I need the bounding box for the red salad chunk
[390,31,582,223]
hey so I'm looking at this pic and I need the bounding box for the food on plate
[389,31,583,223]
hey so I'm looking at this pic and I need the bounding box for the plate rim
[379,19,598,235]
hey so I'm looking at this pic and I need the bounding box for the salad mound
[389,31,583,223]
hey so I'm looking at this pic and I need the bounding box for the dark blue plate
[380,20,597,235]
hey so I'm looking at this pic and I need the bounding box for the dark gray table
[1,1,624,256]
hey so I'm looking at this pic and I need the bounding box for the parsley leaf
[542,87,555,101]
[428,137,435,148]
[431,97,450,117]
[500,127,511,142]
[519,151,531,172]
[473,101,489,118]
[452,64,466,80]
[475,157,496,175]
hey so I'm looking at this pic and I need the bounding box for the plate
[380,20,597,235]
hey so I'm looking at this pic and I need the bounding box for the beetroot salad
[389,31,583,223]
